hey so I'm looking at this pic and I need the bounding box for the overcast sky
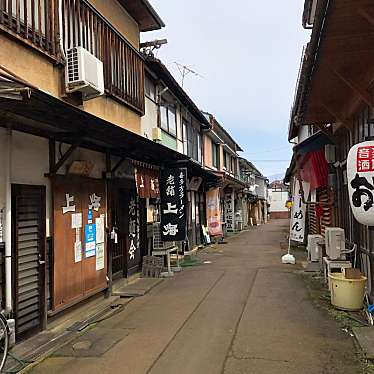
[142,1,310,178]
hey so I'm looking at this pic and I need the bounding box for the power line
[246,146,291,155]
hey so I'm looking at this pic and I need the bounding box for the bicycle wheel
[0,314,9,373]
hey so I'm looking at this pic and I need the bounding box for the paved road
[31,220,359,374]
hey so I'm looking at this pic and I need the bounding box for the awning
[294,131,333,155]
[0,77,189,167]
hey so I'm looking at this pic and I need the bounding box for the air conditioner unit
[152,127,162,141]
[307,234,323,262]
[66,46,104,100]
[325,227,345,260]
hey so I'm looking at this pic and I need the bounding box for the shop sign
[290,179,310,242]
[225,192,234,232]
[160,168,187,241]
[129,196,140,260]
[347,141,374,226]
[206,188,223,236]
[135,167,160,199]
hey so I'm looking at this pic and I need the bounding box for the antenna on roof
[174,62,203,88]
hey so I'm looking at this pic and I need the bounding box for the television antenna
[174,62,203,87]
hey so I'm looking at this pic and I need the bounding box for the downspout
[5,127,12,313]
[58,0,66,60]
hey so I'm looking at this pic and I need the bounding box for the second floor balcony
[0,0,145,114]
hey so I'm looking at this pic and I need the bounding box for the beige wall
[0,34,61,97]
[89,0,140,48]
[84,97,141,134]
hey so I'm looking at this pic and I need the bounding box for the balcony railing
[62,0,145,114]
[0,0,59,58]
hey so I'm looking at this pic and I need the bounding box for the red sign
[357,146,374,172]
[135,167,160,199]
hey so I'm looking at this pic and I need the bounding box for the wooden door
[12,184,46,340]
[52,176,107,312]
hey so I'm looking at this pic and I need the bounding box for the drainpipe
[4,127,12,313]
[58,0,66,61]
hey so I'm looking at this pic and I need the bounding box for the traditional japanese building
[0,0,195,341]
[287,0,374,297]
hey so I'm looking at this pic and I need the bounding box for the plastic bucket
[328,273,367,311]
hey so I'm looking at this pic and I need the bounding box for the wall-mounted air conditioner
[66,47,104,100]
[325,227,345,260]
[152,127,162,142]
[307,234,323,262]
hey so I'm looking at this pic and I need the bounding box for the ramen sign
[347,141,374,226]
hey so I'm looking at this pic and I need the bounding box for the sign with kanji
[128,195,140,261]
[160,168,187,241]
[290,179,310,242]
[347,141,374,226]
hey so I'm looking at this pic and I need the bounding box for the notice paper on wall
[95,217,105,244]
[71,212,83,229]
[96,242,105,271]
[74,241,82,263]
[85,223,96,257]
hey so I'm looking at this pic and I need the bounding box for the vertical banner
[206,188,223,236]
[161,167,187,241]
[128,195,140,261]
[225,192,235,232]
[290,179,310,242]
[347,141,374,226]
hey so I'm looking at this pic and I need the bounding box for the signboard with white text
[290,179,310,242]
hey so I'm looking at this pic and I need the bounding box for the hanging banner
[135,167,160,199]
[128,195,140,262]
[290,179,310,242]
[347,141,374,226]
[225,192,235,232]
[160,168,187,241]
[206,188,223,236]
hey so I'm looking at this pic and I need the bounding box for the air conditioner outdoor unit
[66,46,104,100]
[307,234,323,262]
[325,227,345,260]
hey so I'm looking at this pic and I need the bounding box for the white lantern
[347,141,374,226]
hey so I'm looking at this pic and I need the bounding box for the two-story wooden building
[0,0,196,341]
[202,113,247,234]
[141,56,219,250]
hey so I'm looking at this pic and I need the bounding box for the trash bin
[328,273,367,311]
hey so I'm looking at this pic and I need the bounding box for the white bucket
[329,273,367,311]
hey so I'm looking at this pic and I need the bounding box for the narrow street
[30,220,359,374]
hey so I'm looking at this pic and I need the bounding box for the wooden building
[287,0,374,297]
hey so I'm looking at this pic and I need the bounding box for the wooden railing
[62,0,145,114]
[0,0,59,58]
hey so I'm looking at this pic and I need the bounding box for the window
[212,142,220,169]
[224,151,228,169]
[160,103,177,137]
[160,105,168,131]
[231,157,236,174]
[197,134,202,164]
[145,76,156,101]
[168,106,177,136]
[182,120,188,155]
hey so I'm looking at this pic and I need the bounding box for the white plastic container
[329,273,367,311]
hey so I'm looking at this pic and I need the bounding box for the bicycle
[0,312,9,373]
